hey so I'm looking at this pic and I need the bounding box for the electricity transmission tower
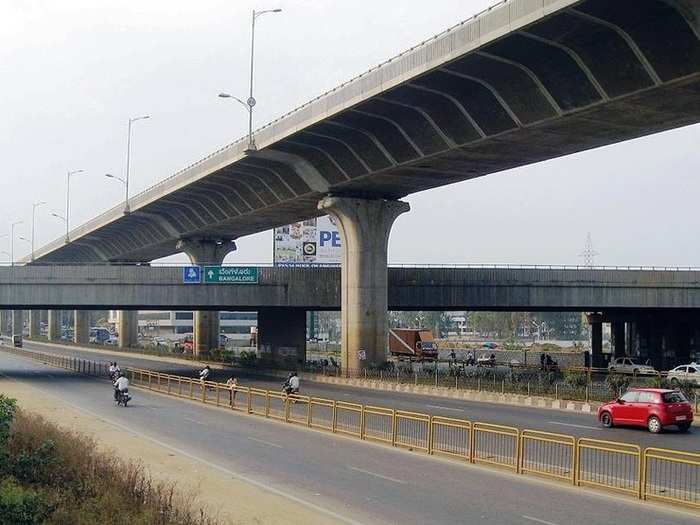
[579,233,598,267]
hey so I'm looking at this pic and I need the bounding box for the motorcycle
[115,388,131,407]
[282,379,299,397]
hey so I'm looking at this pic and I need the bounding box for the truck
[389,329,438,362]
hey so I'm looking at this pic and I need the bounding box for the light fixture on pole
[31,201,46,262]
[220,7,282,154]
[10,220,23,266]
[65,169,85,242]
[51,212,67,224]
[105,173,127,186]
[124,116,150,214]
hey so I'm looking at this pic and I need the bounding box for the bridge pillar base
[47,311,61,341]
[319,196,409,372]
[258,308,306,366]
[118,310,138,349]
[74,310,90,345]
[176,237,237,357]
[12,310,23,338]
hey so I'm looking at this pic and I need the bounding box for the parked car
[608,357,658,376]
[667,363,700,387]
[598,388,693,433]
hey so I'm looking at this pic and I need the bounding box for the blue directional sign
[182,266,202,284]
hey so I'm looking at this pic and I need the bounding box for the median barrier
[520,430,575,483]
[471,422,520,472]
[2,345,699,512]
[576,438,642,497]
[643,448,700,509]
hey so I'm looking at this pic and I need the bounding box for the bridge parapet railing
[2,345,699,511]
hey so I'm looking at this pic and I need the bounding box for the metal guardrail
[3,345,699,511]
[5,262,700,271]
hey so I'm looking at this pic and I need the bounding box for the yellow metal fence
[3,346,699,511]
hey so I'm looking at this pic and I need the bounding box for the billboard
[273,216,341,266]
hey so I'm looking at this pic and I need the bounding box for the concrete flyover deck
[26,0,700,265]
[3,265,700,310]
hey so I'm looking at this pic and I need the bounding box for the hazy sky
[1,1,699,267]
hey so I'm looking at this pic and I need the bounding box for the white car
[667,364,700,386]
[608,357,658,376]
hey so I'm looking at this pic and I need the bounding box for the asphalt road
[0,351,697,525]
[16,340,700,453]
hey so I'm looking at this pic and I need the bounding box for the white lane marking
[522,515,560,525]
[426,404,464,412]
[183,417,206,425]
[348,466,406,485]
[547,421,600,431]
[0,374,365,525]
[248,437,283,449]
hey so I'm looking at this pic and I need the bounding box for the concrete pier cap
[176,237,238,357]
[319,196,410,373]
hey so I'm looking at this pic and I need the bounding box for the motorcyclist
[283,372,300,395]
[199,365,211,382]
[113,372,129,402]
[108,362,117,380]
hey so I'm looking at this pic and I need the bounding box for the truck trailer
[389,329,438,362]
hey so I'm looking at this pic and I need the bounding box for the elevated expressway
[4,265,700,367]
[24,0,700,368]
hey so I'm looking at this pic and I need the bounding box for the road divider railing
[2,345,699,512]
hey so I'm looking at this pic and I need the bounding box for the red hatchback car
[598,388,693,433]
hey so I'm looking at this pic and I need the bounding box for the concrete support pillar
[118,310,138,348]
[319,197,410,371]
[28,311,42,339]
[74,310,90,345]
[611,321,626,358]
[258,308,307,365]
[0,310,10,336]
[676,323,691,366]
[47,311,61,341]
[587,313,604,368]
[12,310,23,337]
[176,237,237,357]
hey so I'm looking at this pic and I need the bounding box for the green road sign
[203,266,258,284]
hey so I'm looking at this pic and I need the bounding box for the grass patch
[0,395,221,525]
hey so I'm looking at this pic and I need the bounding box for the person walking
[226,376,238,406]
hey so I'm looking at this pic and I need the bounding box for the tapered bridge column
[319,197,409,372]
[176,237,237,357]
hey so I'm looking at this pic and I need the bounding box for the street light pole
[125,116,150,214]
[65,169,85,242]
[220,8,281,153]
[31,201,46,262]
[10,220,22,266]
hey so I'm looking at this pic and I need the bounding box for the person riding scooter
[283,372,300,395]
[113,372,129,403]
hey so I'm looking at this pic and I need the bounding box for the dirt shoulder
[0,376,337,525]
